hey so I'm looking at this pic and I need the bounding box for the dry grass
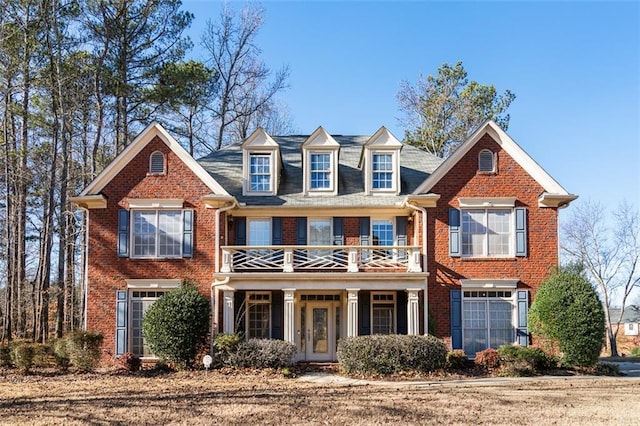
[1,369,640,425]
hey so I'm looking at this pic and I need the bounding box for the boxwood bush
[142,282,210,370]
[497,345,555,376]
[65,331,104,372]
[228,339,296,369]
[445,349,468,370]
[529,271,605,366]
[11,343,36,374]
[337,335,447,375]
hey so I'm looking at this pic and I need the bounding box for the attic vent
[478,149,495,173]
[150,151,165,174]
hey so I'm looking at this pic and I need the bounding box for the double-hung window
[372,219,394,259]
[463,290,514,355]
[246,292,271,339]
[249,154,271,192]
[309,218,332,259]
[310,153,331,190]
[371,292,395,334]
[372,153,393,189]
[133,210,183,257]
[461,209,511,257]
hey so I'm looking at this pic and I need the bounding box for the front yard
[1,370,639,425]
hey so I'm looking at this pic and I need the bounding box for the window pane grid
[250,154,271,191]
[372,154,393,189]
[463,295,514,356]
[462,209,511,257]
[310,153,331,189]
[248,303,270,339]
[133,210,182,258]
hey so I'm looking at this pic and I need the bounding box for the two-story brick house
[71,120,576,362]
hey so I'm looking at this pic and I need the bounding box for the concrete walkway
[297,361,640,387]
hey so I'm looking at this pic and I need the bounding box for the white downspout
[404,200,429,335]
[215,201,238,273]
[79,206,90,331]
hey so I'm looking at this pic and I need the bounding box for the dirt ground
[1,370,640,425]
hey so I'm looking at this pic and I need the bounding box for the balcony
[220,245,422,273]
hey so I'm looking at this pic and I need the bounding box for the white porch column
[407,289,421,335]
[223,290,235,334]
[283,289,296,343]
[283,248,294,273]
[346,288,359,337]
[221,248,232,273]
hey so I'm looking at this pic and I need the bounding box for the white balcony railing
[220,245,422,273]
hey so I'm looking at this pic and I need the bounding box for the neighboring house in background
[71,120,577,363]
[610,306,640,337]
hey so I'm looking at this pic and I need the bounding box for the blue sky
[181,1,640,211]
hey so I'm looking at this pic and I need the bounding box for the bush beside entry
[142,282,210,369]
[528,271,605,367]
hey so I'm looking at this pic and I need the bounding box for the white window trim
[304,150,338,195]
[128,199,184,209]
[246,291,272,339]
[458,197,516,208]
[461,287,518,354]
[130,209,184,259]
[460,208,516,258]
[368,150,399,194]
[149,151,166,175]
[243,150,278,196]
[126,279,181,289]
[370,291,396,334]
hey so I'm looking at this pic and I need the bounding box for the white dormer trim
[242,128,280,196]
[302,126,340,196]
[412,120,577,208]
[361,126,402,196]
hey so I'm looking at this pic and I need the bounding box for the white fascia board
[79,122,229,197]
[412,120,574,197]
[538,193,579,208]
[69,194,107,209]
[302,126,340,148]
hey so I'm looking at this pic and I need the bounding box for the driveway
[606,361,640,377]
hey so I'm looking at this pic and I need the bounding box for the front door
[305,303,334,361]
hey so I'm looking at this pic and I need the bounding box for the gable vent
[150,151,165,174]
[478,150,494,172]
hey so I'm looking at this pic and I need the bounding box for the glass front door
[305,303,334,361]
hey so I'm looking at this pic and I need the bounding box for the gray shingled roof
[198,135,443,207]
[609,305,640,323]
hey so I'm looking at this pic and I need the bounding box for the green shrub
[529,271,605,367]
[65,331,104,372]
[142,282,211,369]
[474,348,500,369]
[11,343,36,374]
[52,338,70,371]
[497,345,554,376]
[229,339,296,369]
[337,335,447,375]
[630,347,640,358]
[445,349,468,370]
[213,333,242,367]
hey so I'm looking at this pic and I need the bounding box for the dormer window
[478,149,495,173]
[149,151,165,174]
[249,153,272,191]
[242,128,280,196]
[361,127,402,195]
[302,127,339,195]
[372,153,393,189]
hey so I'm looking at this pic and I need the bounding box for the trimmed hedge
[229,339,296,369]
[65,331,104,372]
[497,345,555,376]
[142,283,211,369]
[474,348,500,369]
[445,349,468,370]
[337,335,447,375]
[529,271,605,367]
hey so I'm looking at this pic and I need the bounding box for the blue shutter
[296,217,307,245]
[360,217,370,263]
[516,290,529,346]
[332,217,344,245]
[449,208,461,257]
[115,290,128,356]
[271,291,283,340]
[272,218,283,245]
[117,209,129,257]
[397,291,408,335]
[450,289,462,350]
[358,291,370,336]
[396,216,408,261]
[182,210,193,257]
[515,207,527,257]
[235,217,246,245]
